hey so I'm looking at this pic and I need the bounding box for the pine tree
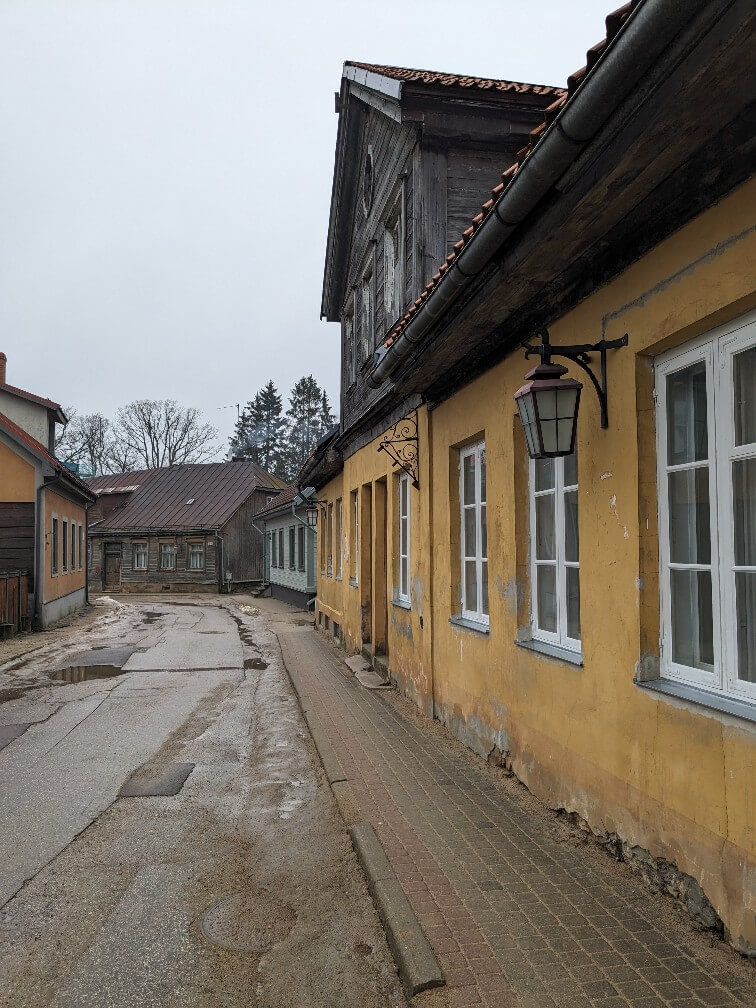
[282,375,327,481]
[320,390,336,431]
[227,381,287,479]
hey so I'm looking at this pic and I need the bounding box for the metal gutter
[367,0,710,390]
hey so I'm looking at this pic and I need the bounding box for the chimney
[0,352,6,385]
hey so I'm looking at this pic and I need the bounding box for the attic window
[185,498,195,505]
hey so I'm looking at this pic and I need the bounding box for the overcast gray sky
[0,0,611,455]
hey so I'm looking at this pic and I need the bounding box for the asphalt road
[0,597,405,1008]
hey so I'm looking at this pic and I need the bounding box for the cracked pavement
[0,596,405,1008]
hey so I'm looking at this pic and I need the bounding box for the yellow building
[0,353,95,628]
[304,4,756,954]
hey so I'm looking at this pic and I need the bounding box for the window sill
[392,597,411,611]
[449,614,489,636]
[516,637,583,667]
[637,677,756,726]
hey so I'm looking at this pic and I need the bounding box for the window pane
[733,457,756,566]
[480,448,486,503]
[734,345,756,447]
[566,566,581,640]
[463,454,476,505]
[735,572,756,683]
[534,458,554,491]
[564,490,579,563]
[482,561,489,616]
[668,467,711,564]
[401,516,408,553]
[464,507,476,558]
[400,557,408,597]
[563,448,578,488]
[481,504,487,560]
[464,560,477,612]
[666,361,708,465]
[535,494,555,561]
[670,569,714,669]
[537,565,556,633]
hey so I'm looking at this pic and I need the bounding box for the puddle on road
[140,612,167,625]
[48,664,127,683]
[244,657,269,671]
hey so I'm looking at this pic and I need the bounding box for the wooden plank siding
[0,503,35,590]
[446,149,520,252]
[89,534,219,592]
[221,490,272,585]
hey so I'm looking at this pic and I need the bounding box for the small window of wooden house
[343,311,355,388]
[288,527,296,570]
[159,544,176,570]
[360,268,373,363]
[278,528,284,568]
[62,519,68,572]
[384,195,404,330]
[79,525,83,569]
[188,542,205,570]
[133,543,148,570]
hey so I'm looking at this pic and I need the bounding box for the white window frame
[383,189,404,331]
[271,530,277,569]
[350,489,359,584]
[397,473,411,604]
[656,311,756,703]
[159,543,176,571]
[360,264,373,363]
[278,528,284,569]
[335,499,343,579]
[62,518,68,572]
[289,526,296,570]
[188,541,205,571]
[133,542,148,571]
[459,441,488,626]
[529,455,581,653]
[51,514,59,575]
[79,524,83,569]
[297,525,305,573]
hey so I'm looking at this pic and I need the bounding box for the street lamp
[306,504,319,528]
[515,327,628,459]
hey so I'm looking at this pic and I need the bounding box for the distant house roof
[256,483,300,519]
[91,460,286,532]
[86,470,157,495]
[0,382,67,424]
[345,61,565,98]
[0,410,95,501]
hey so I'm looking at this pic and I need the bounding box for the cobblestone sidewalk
[276,625,753,1008]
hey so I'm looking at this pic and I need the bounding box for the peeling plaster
[496,575,523,614]
[411,575,424,618]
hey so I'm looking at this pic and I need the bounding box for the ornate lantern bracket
[520,327,628,429]
[378,410,419,488]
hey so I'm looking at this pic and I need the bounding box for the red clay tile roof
[0,410,95,499]
[346,61,566,98]
[376,1,641,355]
[92,460,287,532]
[0,382,63,415]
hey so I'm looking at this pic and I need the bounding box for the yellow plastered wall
[317,177,756,949]
[0,439,36,501]
[426,176,756,950]
[43,488,87,603]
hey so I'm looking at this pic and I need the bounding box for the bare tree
[55,411,116,476]
[111,400,219,468]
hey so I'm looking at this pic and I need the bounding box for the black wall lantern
[305,500,327,528]
[515,327,628,459]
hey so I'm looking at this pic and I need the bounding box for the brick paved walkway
[276,625,753,1008]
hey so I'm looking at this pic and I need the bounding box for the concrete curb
[350,823,444,998]
[276,630,445,999]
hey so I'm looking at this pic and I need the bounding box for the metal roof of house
[0,411,95,500]
[86,470,157,495]
[92,460,286,532]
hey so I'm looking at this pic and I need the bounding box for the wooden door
[104,552,121,590]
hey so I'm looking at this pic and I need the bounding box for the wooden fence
[0,571,30,638]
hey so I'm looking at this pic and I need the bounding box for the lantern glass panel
[517,393,539,457]
[538,388,558,420]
